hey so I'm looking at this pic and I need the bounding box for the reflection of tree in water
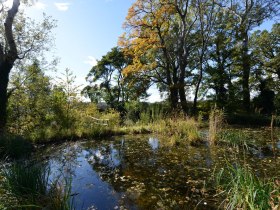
[42,142,82,181]
[83,137,219,209]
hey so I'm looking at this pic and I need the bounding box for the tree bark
[0,62,13,133]
[193,65,203,115]
[0,0,20,134]
[241,31,251,112]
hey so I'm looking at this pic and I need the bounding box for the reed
[1,162,74,209]
[208,108,224,145]
[216,163,279,210]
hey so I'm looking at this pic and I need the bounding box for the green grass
[218,129,252,148]
[216,163,280,210]
[0,162,74,210]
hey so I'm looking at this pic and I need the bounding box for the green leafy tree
[83,47,149,115]
[0,0,56,133]
[54,68,80,131]
[218,0,279,112]
[8,61,52,136]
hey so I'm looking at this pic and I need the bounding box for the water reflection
[41,135,280,210]
[148,137,159,151]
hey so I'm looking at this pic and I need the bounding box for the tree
[218,0,279,112]
[192,0,219,114]
[8,61,52,135]
[120,0,216,113]
[251,23,280,113]
[0,0,55,133]
[83,47,149,115]
[55,68,80,131]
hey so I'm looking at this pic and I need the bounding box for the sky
[19,0,146,100]
[4,0,277,102]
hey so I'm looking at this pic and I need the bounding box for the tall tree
[218,0,279,112]
[120,0,219,114]
[0,0,55,133]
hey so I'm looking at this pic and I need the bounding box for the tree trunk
[179,84,188,114]
[193,61,203,115]
[0,62,13,133]
[169,85,179,111]
[241,32,250,112]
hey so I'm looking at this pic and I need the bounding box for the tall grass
[1,162,74,209]
[0,135,33,159]
[151,117,200,143]
[218,130,252,148]
[209,108,224,145]
[216,163,280,210]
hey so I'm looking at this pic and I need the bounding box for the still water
[42,134,280,210]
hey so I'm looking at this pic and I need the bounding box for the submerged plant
[216,163,279,210]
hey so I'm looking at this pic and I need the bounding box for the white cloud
[54,2,70,11]
[33,1,47,10]
[84,56,98,67]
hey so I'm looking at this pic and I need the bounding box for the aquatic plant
[216,163,279,210]
[150,118,200,144]
[1,162,74,209]
[47,177,74,210]
[218,129,252,148]
[208,108,224,145]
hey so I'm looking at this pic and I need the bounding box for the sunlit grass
[208,108,224,145]
[216,163,280,210]
[218,129,252,148]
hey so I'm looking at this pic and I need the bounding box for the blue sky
[22,0,134,88]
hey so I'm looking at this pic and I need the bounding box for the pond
[40,132,280,210]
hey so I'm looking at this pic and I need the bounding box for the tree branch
[4,0,20,62]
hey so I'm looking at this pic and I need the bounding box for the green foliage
[124,101,169,124]
[83,47,149,116]
[216,163,280,210]
[8,61,52,137]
